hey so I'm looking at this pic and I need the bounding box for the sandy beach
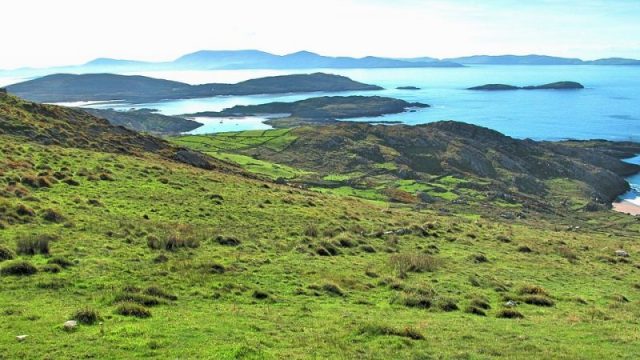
[613,200,640,216]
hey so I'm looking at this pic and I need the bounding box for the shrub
[144,286,178,301]
[16,235,50,255]
[358,324,424,340]
[113,292,163,307]
[496,309,524,319]
[389,253,442,276]
[42,208,65,223]
[517,245,532,253]
[322,282,345,297]
[334,233,356,248]
[557,246,578,262]
[115,302,151,318]
[42,264,62,273]
[465,306,487,316]
[71,307,101,325]
[1,261,38,276]
[47,256,73,268]
[518,284,549,297]
[0,245,15,261]
[522,295,555,307]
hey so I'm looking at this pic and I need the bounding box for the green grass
[211,152,310,179]
[2,132,640,359]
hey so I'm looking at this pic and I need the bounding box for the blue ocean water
[76,65,640,142]
[2,65,639,201]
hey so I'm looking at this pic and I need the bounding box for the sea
[1,65,639,203]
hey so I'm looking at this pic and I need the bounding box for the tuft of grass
[215,235,241,247]
[113,292,164,307]
[465,306,487,316]
[42,208,65,223]
[252,290,270,300]
[1,261,38,276]
[115,302,151,318]
[16,235,51,256]
[42,264,62,273]
[144,286,178,301]
[390,253,442,276]
[47,256,73,268]
[436,297,459,312]
[496,309,524,319]
[0,245,15,261]
[71,307,101,325]
[518,284,549,297]
[321,282,345,297]
[358,323,424,340]
[522,295,555,307]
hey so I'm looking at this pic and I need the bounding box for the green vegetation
[183,96,429,127]
[82,108,202,135]
[1,93,640,358]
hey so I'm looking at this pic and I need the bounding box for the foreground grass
[1,136,640,359]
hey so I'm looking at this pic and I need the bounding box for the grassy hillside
[1,95,640,359]
[82,108,202,135]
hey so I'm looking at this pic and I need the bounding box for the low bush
[252,290,270,300]
[215,235,240,247]
[397,293,432,309]
[1,261,38,276]
[436,297,459,312]
[115,302,151,318]
[71,307,101,325]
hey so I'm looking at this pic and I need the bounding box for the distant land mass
[444,54,640,66]
[6,72,382,103]
[81,108,202,135]
[468,81,585,91]
[182,95,429,127]
[1,51,639,79]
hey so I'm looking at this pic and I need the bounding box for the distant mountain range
[1,51,638,79]
[443,54,640,65]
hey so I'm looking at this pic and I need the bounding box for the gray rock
[16,335,28,342]
[63,320,78,331]
[505,300,517,307]
[615,249,630,257]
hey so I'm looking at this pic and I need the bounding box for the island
[396,86,421,90]
[468,81,584,91]
[81,108,202,135]
[182,95,429,128]
[6,72,383,103]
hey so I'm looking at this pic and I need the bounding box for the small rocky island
[468,81,584,91]
[183,95,429,128]
[396,86,421,90]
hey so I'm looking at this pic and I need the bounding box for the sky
[2,0,640,69]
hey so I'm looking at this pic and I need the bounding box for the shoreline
[612,200,640,216]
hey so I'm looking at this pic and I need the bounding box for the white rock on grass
[16,335,28,342]
[63,320,78,331]
[615,250,630,257]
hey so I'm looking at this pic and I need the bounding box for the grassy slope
[1,131,640,359]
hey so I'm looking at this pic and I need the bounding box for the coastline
[613,200,640,216]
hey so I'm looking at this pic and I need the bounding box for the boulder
[63,320,78,331]
[615,249,630,257]
[16,335,28,342]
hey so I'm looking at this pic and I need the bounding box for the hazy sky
[3,0,639,69]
